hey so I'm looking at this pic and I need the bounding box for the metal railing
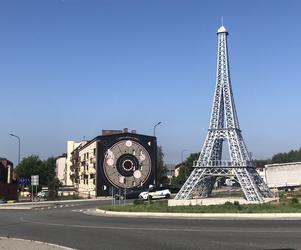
[193,160,255,168]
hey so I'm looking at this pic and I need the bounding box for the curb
[0,206,32,210]
[0,237,75,249]
[0,197,111,209]
[95,209,301,220]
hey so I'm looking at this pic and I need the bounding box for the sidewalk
[0,237,75,250]
[0,197,111,210]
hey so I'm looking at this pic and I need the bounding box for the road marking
[19,217,301,233]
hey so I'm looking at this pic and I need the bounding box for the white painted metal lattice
[175,26,272,202]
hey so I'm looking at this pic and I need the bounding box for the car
[0,198,7,204]
[139,186,171,200]
[114,188,146,200]
[37,191,48,199]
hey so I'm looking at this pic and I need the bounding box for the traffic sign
[31,175,39,186]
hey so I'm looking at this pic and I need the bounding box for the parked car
[139,186,171,200]
[37,191,48,199]
[0,198,7,204]
[114,188,146,200]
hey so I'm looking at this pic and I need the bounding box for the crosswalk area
[33,204,76,211]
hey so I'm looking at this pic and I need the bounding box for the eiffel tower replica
[175,25,272,202]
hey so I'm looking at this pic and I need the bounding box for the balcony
[193,160,255,168]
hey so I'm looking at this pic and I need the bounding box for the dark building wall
[96,133,157,196]
[0,158,13,183]
[0,183,18,200]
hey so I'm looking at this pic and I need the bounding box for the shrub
[291,197,299,204]
[233,201,240,206]
[133,199,144,206]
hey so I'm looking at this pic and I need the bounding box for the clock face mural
[103,140,152,189]
[96,133,156,196]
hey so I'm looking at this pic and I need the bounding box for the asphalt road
[0,200,301,250]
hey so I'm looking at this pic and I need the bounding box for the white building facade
[56,154,67,185]
[264,162,301,189]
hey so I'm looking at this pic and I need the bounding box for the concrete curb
[0,237,75,249]
[96,209,301,220]
[0,206,32,210]
[0,197,111,209]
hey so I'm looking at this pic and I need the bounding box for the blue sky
[1,0,300,165]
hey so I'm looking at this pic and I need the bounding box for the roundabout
[0,199,301,249]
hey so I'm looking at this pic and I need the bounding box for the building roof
[265,162,301,168]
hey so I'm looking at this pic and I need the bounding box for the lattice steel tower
[175,25,272,202]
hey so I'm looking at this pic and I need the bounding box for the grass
[99,199,301,213]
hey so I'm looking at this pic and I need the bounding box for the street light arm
[153,122,162,137]
[9,133,21,165]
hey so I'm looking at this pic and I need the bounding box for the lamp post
[9,133,20,165]
[181,149,187,163]
[153,122,162,187]
[153,121,162,137]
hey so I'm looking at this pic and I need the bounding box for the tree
[271,148,301,164]
[156,146,168,186]
[171,152,199,188]
[48,178,61,200]
[15,155,57,186]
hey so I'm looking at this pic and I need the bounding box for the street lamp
[181,149,187,163]
[153,121,162,137]
[9,133,20,165]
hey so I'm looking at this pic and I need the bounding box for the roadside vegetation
[100,191,301,213]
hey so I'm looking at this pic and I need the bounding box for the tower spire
[175,26,272,202]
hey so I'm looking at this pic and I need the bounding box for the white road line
[19,217,301,233]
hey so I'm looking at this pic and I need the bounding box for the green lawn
[100,199,301,213]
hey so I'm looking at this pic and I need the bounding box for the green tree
[16,155,57,186]
[171,152,199,188]
[156,146,168,186]
[48,178,61,200]
[271,148,301,164]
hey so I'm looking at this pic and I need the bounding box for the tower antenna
[221,16,224,26]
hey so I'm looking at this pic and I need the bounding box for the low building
[264,162,301,189]
[71,139,97,198]
[69,128,157,198]
[66,140,87,186]
[174,164,182,177]
[56,154,67,185]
